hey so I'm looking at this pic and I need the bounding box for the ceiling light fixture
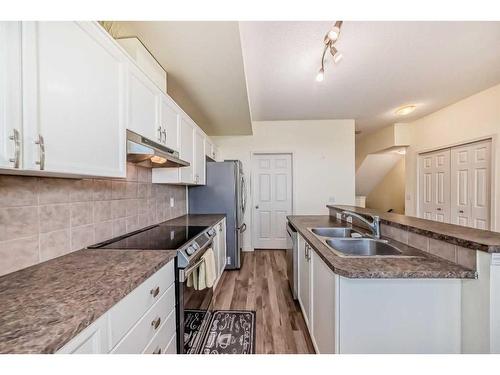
[316,21,343,82]
[395,105,417,116]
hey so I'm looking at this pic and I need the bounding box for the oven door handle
[184,257,206,278]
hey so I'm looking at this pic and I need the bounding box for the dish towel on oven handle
[187,247,216,290]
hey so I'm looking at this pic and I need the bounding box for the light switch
[170,197,174,207]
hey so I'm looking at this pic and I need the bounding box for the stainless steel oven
[176,230,216,354]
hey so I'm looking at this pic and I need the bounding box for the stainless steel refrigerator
[188,160,247,269]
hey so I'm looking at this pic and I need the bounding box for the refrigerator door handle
[238,223,247,233]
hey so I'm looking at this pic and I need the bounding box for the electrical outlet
[170,197,174,207]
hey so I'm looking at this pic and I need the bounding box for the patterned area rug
[199,310,256,354]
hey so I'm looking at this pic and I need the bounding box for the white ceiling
[113,21,253,135]
[239,21,500,135]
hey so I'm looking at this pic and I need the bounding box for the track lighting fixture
[316,21,343,82]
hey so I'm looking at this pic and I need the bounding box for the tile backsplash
[0,164,186,276]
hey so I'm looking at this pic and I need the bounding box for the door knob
[255,205,259,209]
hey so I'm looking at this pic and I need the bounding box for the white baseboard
[242,246,254,252]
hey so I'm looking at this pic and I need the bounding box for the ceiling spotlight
[395,105,417,116]
[326,21,343,43]
[330,46,343,64]
[316,68,325,82]
[316,21,344,82]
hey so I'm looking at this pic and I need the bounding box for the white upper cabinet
[179,116,195,183]
[0,22,22,170]
[21,22,127,177]
[159,95,179,152]
[194,128,206,185]
[127,63,160,142]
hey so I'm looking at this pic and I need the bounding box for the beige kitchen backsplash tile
[0,163,187,276]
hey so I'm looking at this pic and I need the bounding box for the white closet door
[419,149,451,222]
[451,140,491,230]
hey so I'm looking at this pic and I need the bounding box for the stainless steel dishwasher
[286,221,298,300]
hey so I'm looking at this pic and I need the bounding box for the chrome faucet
[341,210,381,239]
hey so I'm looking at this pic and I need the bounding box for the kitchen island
[287,209,488,354]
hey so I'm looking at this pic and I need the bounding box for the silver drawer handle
[9,129,20,168]
[34,134,45,170]
[151,317,161,330]
[150,286,160,297]
[153,347,162,354]
[157,126,162,141]
[162,128,167,143]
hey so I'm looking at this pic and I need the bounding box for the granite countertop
[287,215,476,279]
[0,214,225,354]
[329,205,500,253]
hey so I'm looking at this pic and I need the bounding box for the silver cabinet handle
[157,126,162,141]
[150,286,160,297]
[255,205,259,209]
[305,243,309,259]
[34,135,45,170]
[153,347,162,354]
[151,317,161,330]
[162,128,167,143]
[9,129,21,168]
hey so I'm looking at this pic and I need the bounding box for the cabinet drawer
[111,283,175,354]
[142,310,176,354]
[109,260,174,347]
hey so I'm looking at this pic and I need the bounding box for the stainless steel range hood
[126,130,189,168]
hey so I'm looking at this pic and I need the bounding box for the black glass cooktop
[88,225,208,250]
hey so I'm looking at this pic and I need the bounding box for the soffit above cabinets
[110,21,253,136]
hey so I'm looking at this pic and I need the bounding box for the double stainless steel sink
[309,227,407,257]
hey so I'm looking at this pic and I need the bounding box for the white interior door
[451,140,491,230]
[252,153,292,249]
[418,149,451,222]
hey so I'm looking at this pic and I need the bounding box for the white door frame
[416,135,496,230]
[250,151,295,250]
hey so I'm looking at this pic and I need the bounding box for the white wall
[405,83,500,232]
[212,120,355,250]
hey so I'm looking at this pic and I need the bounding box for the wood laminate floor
[212,250,315,354]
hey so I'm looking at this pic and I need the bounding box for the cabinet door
[57,315,109,354]
[311,250,338,354]
[212,228,220,281]
[298,235,311,327]
[0,22,22,170]
[22,22,127,177]
[179,116,195,183]
[218,219,227,274]
[194,129,206,185]
[128,63,160,142]
[159,95,179,151]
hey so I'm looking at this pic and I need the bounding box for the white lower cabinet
[57,315,109,354]
[212,218,227,288]
[297,234,462,354]
[297,234,311,327]
[311,250,338,354]
[57,259,176,354]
